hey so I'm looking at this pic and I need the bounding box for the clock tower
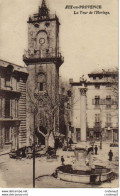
[23,0,64,147]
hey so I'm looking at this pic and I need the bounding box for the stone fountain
[55,145,114,184]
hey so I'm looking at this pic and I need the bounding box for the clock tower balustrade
[23,48,64,66]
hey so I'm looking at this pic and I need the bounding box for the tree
[27,82,60,188]
[27,85,60,149]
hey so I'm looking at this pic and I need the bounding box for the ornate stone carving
[80,88,87,96]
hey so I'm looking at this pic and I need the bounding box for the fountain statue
[72,147,94,171]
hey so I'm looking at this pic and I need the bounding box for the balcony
[0,86,21,98]
[0,117,20,125]
[23,49,64,67]
[92,99,118,105]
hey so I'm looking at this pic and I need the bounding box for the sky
[0,0,118,81]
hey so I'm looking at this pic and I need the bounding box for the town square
[0,0,119,188]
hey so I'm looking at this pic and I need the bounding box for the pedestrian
[95,145,98,155]
[69,138,73,147]
[108,149,113,161]
[61,156,65,165]
[91,145,94,154]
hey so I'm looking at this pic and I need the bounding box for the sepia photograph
[0,0,119,189]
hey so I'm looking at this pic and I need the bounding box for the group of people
[87,145,98,155]
[60,146,114,166]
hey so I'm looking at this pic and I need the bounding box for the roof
[0,59,28,74]
[88,69,118,77]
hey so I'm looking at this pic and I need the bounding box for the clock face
[39,38,45,45]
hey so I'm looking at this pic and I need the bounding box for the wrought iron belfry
[39,0,49,18]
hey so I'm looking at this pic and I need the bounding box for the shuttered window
[5,127,10,143]
[5,98,10,118]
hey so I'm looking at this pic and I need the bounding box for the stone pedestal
[73,148,90,171]
[80,88,87,142]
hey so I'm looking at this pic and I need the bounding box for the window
[106,114,111,122]
[95,132,100,138]
[5,98,10,118]
[45,22,50,27]
[106,96,111,109]
[39,83,43,91]
[95,96,100,105]
[37,72,46,92]
[5,76,11,87]
[95,84,100,89]
[106,114,111,126]
[95,114,100,127]
[67,90,71,97]
[5,126,10,143]
[15,99,18,118]
[95,114,100,122]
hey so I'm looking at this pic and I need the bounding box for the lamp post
[99,118,102,149]
[100,130,102,149]
[33,113,36,188]
[32,90,46,188]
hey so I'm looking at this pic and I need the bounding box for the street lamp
[32,90,46,188]
[32,90,40,188]
[100,131,102,149]
[33,113,36,188]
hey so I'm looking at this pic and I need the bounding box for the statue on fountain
[72,146,95,171]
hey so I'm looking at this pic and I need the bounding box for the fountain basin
[55,165,114,184]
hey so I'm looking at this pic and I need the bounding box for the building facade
[0,60,28,151]
[23,0,63,147]
[70,70,118,143]
[59,83,72,139]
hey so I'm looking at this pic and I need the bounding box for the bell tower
[23,0,64,146]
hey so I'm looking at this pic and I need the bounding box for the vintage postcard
[0,0,119,191]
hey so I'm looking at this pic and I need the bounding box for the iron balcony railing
[92,99,117,105]
[23,49,62,58]
[23,49,64,64]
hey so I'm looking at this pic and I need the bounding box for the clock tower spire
[39,0,49,18]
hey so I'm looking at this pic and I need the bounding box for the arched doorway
[35,126,47,145]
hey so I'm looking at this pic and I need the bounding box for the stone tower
[23,0,63,147]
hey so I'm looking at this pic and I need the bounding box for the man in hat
[108,149,113,161]
[61,156,65,165]
[95,145,98,155]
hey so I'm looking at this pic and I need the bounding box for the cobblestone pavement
[0,142,119,188]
